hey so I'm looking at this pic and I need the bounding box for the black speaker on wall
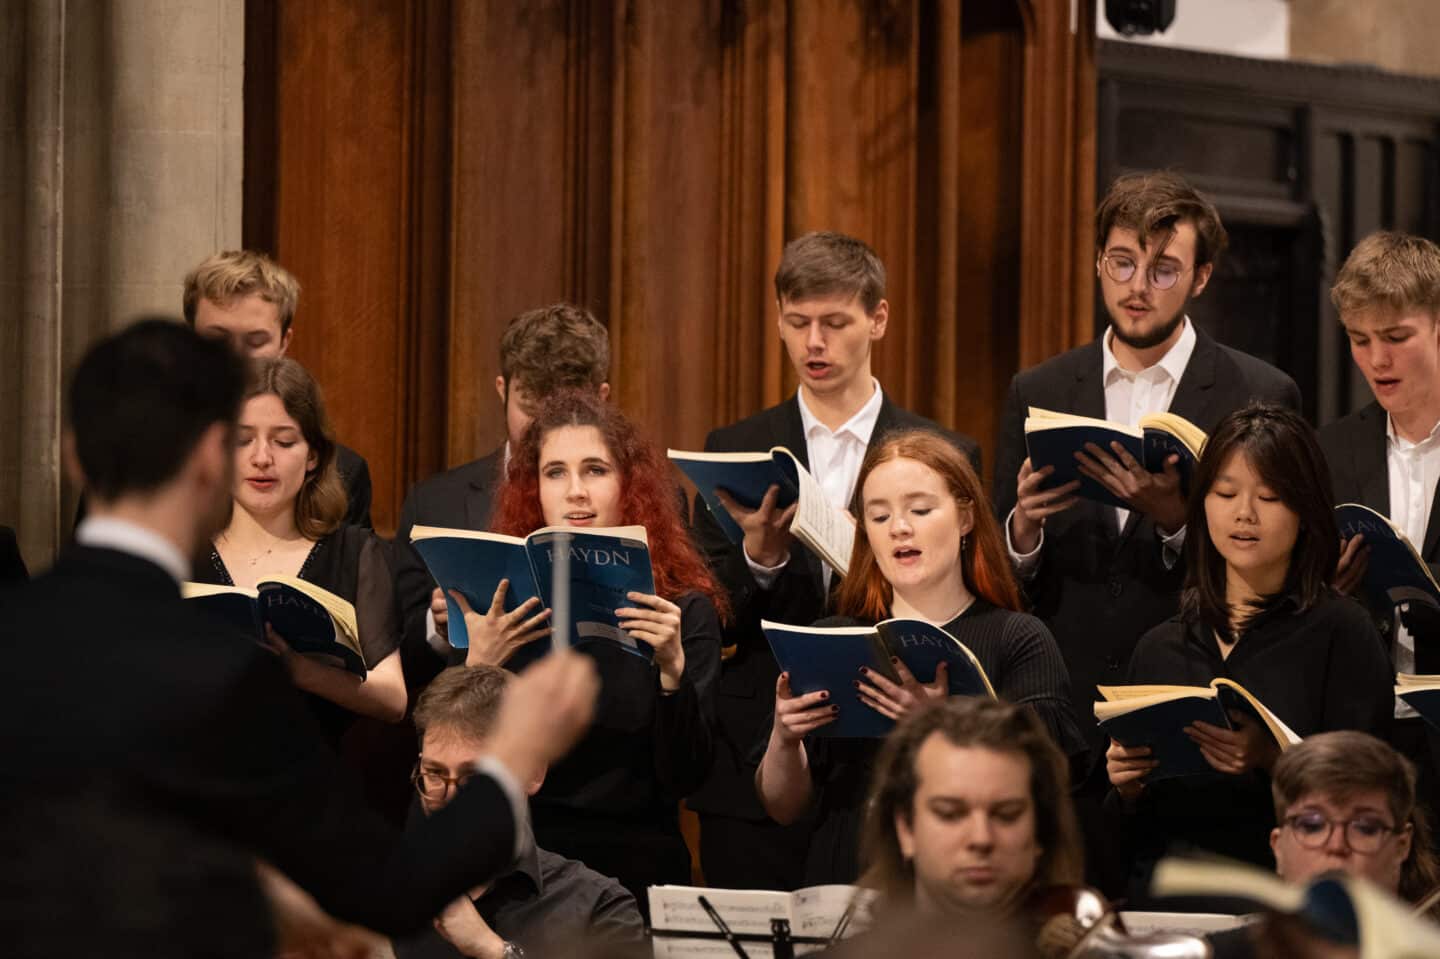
[1105,0,1177,36]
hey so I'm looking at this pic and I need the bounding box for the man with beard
[991,171,1299,892]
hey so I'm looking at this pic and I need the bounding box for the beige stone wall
[0,0,244,570]
[1291,0,1440,78]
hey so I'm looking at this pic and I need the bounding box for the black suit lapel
[1354,405,1392,517]
[1162,328,1219,428]
[777,396,810,470]
[465,447,505,530]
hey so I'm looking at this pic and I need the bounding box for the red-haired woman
[452,389,726,908]
[756,430,1087,885]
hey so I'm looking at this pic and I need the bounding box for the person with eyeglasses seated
[992,171,1300,895]
[1206,730,1440,958]
[385,666,644,959]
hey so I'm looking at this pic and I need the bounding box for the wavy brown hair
[860,698,1083,911]
[240,358,346,539]
[837,430,1022,622]
[490,390,729,621]
[1272,730,1440,918]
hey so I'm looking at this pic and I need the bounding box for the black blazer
[1319,401,1440,666]
[685,393,979,818]
[992,329,1301,763]
[0,525,25,585]
[394,447,507,688]
[0,546,517,935]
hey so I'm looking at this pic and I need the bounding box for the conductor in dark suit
[687,231,980,890]
[1319,230,1440,825]
[393,304,612,689]
[991,172,1299,890]
[0,318,599,935]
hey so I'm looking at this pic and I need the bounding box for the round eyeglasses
[1099,252,1191,291]
[411,763,474,802]
[1282,812,1400,855]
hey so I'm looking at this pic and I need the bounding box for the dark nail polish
[858,667,868,676]
[819,691,829,700]
[852,680,861,689]
[890,657,900,665]
[830,705,840,713]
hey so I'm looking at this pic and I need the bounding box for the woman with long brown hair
[755,430,1086,885]
[454,388,726,909]
[192,357,406,740]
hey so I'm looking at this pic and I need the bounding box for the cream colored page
[648,886,794,959]
[789,463,856,576]
[789,886,875,954]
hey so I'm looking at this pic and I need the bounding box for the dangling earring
[961,534,969,553]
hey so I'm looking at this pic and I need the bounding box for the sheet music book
[647,884,874,958]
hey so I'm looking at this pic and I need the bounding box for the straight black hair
[1180,403,1339,639]
[69,317,246,501]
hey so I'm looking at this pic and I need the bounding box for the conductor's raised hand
[488,650,599,787]
[856,658,948,721]
[616,591,684,689]
[1333,534,1369,596]
[715,485,798,569]
[771,672,837,744]
[1011,458,1081,554]
[1106,738,1157,801]
[454,580,551,668]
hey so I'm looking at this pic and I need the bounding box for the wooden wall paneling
[785,0,920,412]
[448,1,615,465]
[270,0,414,537]
[946,2,1026,472]
[1016,0,1098,369]
[402,0,455,494]
[711,0,787,425]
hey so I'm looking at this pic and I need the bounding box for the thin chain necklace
[220,531,288,568]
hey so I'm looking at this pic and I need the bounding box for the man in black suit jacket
[687,232,979,890]
[394,305,611,689]
[0,318,599,936]
[992,173,1298,890]
[1319,231,1440,824]
[184,249,373,527]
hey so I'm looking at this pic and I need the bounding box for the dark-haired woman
[1106,404,1393,900]
[193,358,406,742]
[756,430,1087,885]
[453,389,724,907]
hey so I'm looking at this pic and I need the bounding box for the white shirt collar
[75,516,190,583]
[1102,316,1197,387]
[1386,415,1440,452]
[796,379,885,444]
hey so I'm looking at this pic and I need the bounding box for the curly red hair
[490,390,730,622]
[836,430,1022,621]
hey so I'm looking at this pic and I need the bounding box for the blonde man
[1320,230,1440,832]
[184,250,372,528]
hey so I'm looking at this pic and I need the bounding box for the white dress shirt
[746,380,885,591]
[1008,318,1196,575]
[75,516,190,583]
[1386,415,1440,716]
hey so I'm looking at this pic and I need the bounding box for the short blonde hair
[183,251,301,334]
[1331,231,1440,320]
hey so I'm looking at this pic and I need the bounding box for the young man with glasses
[390,666,644,959]
[991,171,1299,892]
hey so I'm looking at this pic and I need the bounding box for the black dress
[799,600,1087,885]
[193,524,400,745]
[1117,593,1393,904]
[529,590,721,913]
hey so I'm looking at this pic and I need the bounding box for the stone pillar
[0,0,244,571]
